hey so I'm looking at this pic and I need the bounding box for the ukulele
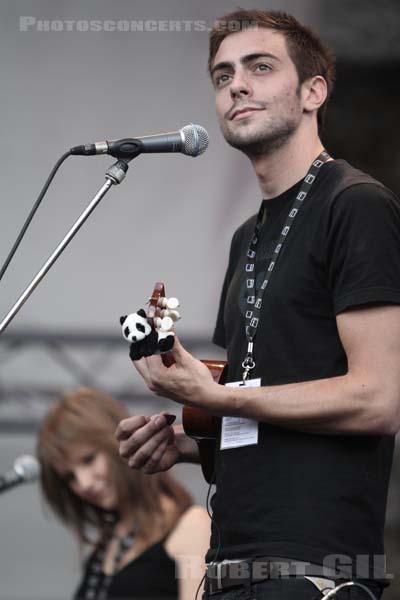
[147,282,228,483]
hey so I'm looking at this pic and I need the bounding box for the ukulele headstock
[147,282,181,331]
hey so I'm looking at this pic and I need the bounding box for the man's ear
[302,75,328,114]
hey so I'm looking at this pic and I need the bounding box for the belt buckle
[207,559,246,593]
[206,561,224,591]
[216,562,223,590]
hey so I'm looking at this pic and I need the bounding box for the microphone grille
[14,455,40,482]
[181,124,209,157]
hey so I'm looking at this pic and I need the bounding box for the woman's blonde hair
[37,388,192,545]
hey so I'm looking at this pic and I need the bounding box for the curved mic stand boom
[0,158,132,335]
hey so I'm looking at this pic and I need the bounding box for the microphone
[0,455,40,495]
[70,123,209,159]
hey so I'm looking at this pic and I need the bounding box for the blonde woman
[37,388,209,600]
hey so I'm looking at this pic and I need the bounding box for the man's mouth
[230,106,264,120]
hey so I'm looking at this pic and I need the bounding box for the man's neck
[250,131,326,200]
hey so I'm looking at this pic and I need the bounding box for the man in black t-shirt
[117,9,400,600]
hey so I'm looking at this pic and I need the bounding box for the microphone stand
[0,158,131,335]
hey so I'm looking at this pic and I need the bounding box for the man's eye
[215,74,231,87]
[254,63,271,72]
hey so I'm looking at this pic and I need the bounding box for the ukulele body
[182,360,228,483]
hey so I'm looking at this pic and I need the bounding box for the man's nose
[230,71,252,100]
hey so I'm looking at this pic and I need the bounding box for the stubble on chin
[221,115,300,158]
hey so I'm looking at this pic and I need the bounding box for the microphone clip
[106,159,130,185]
[70,139,143,159]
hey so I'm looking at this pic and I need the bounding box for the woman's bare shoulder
[165,505,210,557]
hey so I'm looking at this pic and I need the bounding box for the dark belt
[206,557,340,595]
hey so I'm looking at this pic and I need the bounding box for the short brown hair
[37,388,192,545]
[208,9,335,132]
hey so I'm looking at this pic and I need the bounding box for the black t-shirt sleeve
[213,228,243,348]
[324,183,400,314]
[212,278,228,348]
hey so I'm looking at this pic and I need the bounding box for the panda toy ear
[120,315,127,325]
[137,308,147,319]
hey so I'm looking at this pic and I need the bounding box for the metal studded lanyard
[241,151,331,382]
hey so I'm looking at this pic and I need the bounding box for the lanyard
[241,151,331,382]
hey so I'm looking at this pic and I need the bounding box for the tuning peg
[154,316,174,332]
[160,309,181,322]
[157,298,167,308]
[167,297,180,310]
[157,297,180,310]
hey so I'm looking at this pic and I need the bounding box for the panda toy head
[120,309,151,343]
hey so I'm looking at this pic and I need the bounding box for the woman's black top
[74,534,178,600]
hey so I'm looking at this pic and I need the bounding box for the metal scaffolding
[0,329,222,430]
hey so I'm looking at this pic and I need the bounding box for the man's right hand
[116,413,200,474]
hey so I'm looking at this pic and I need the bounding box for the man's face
[211,27,304,156]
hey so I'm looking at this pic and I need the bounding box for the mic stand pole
[0,159,131,335]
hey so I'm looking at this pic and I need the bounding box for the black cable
[205,469,222,563]
[194,573,206,600]
[0,149,72,283]
[194,457,222,600]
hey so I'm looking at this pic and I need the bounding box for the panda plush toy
[120,309,175,361]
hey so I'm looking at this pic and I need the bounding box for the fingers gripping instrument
[120,282,227,483]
